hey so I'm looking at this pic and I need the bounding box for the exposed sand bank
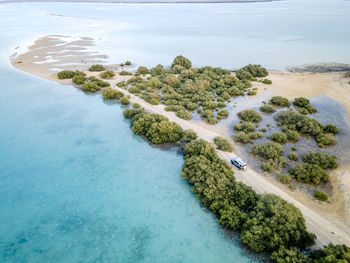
[11,36,350,247]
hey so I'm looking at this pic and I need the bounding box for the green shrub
[289,152,299,161]
[150,64,165,76]
[277,173,292,184]
[89,77,110,87]
[310,243,350,262]
[217,101,226,108]
[236,64,268,80]
[314,191,328,202]
[102,88,124,100]
[289,164,329,185]
[120,96,130,105]
[270,96,291,107]
[123,107,144,119]
[120,71,133,76]
[127,112,183,144]
[181,129,198,143]
[116,80,127,87]
[293,97,317,114]
[99,70,115,79]
[260,105,276,113]
[324,124,339,135]
[214,136,233,152]
[302,152,338,169]
[271,132,288,144]
[172,55,192,69]
[89,64,105,72]
[238,109,262,122]
[72,75,86,85]
[57,70,75,79]
[137,66,149,75]
[316,133,337,148]
[284,129,300,142]
[125,61,131,66]
[176,110,192,120]
[271,247,309,263]
[234,132,251,144]
[217,110,229,119]
[262,78,272,84]
[261,158,287,172]
[248,132,263,140]
[274,110,324,138]
[247,90,257,96]
[82,82,101,92]
[250,142,284,160]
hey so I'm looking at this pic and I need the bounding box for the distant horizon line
[0,0,278,4]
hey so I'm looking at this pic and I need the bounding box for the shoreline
[10,35,350,247]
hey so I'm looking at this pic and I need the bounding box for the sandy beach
[11,35,350,247]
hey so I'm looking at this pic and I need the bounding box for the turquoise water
[0,66,262,262]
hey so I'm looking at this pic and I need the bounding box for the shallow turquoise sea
[0,0,350,262]
[0,66,263,262]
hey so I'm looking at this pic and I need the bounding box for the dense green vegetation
[82,82,101,92]
[289,152,299,161]
[213,136,233,152]
[293,97,317,114]
[120,96,130,105]
[270,96,291,107]
[274,109,337,147]
[289,164,329,185]
[122,105,348,262]
[72,75,86,85]
[250,142,287,172]
[314,191,328,202]
[99,70,115,79]
[324,124,339,135]
[120,71,133,76]
[236,64,268,80]
[260,105,276,113]
[302,152,338,169]
[125,60,131,66]
[271,132,288,144]
[89,64,105,72]
[57,70,75,79]
[276,173,292,184]
[283,129,300,142]
[120,56,267,124]
[137,66,149,75]
[102,88,124,100]
[262,78,272,85]
[238,109,262,122]
[89,76,110,87]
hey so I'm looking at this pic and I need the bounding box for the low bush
[316,133,337,148]
[250,142,284,160]
[171,55,192,69]
[102,88,124,100]
[270,96,291,107]
[89,64,105,72]
[247,90,257,96]
[262,78,272,84]
[260,105,276,113]
[302,152,338,169]
[293,97,317,114]
[277,173,292,184]
[57,70,75,79]
[89,76,110,87]
[125,61,131,66]
[289,164,329,185]
[120,71,133,76]
[289,152,299,161]
[234,132,251,144]
[120,96,130,105]
[82,82,101,92]
[271,132,288,144]
[284,129,300,142]
[324,124,339,135]
[99,70,115,79]
[314,191,328,202]
[234,121,256,133]
[214,136,233,152]
[238,109,262,122]
[72,75,86,85]
[261,157,287,172]
[176,110,192,120]
[137,66,149,75]
[217,110,229,119]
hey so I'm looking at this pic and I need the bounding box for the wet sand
[11,35,350,247]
